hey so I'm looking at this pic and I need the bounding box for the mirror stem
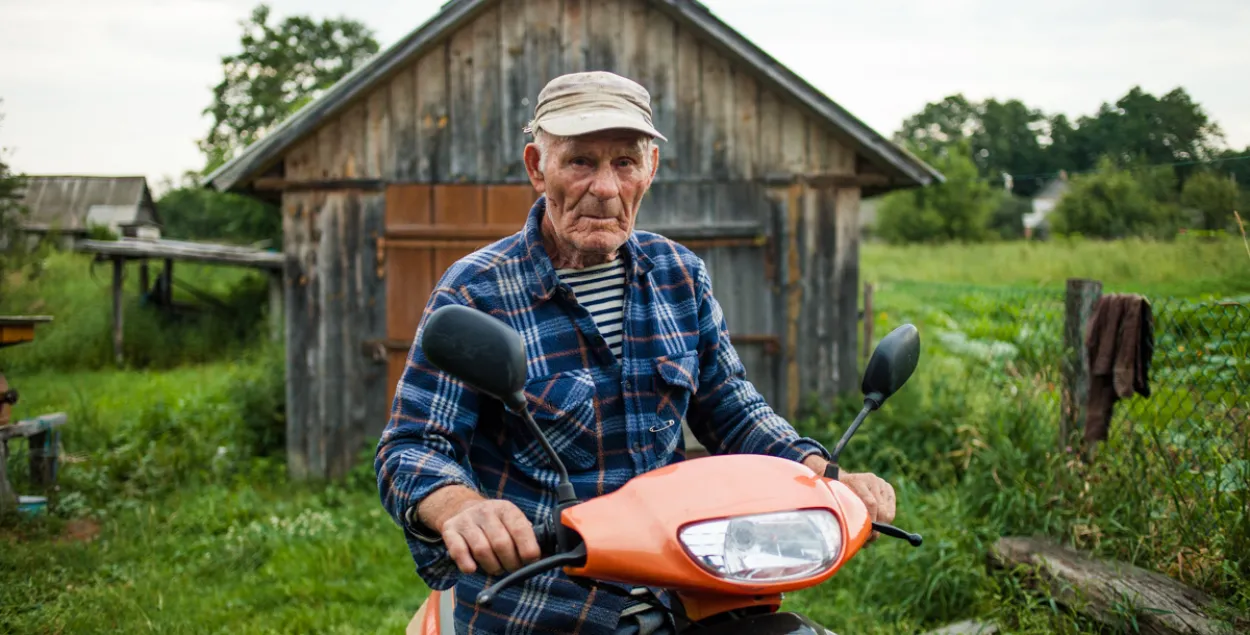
[824,401,874,481]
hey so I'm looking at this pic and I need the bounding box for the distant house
[1023,172,1069,237]
[17,175,162,246]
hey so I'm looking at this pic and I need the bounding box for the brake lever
[872,522,923,547]
[476,545,588,606]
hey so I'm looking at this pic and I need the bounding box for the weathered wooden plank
[359,193,389,440]
[833,186,860,394]
[416,42,450,182]
[780,104,808,176]
[317,193,347,481]
[730,69,758,180]
[111,258,124,366]
[284,192,317,480]
[828,131,856,176]
[523,0,562,112]
[285,135,319,181]
[816,186,837,398]
[339,101,366,178]
[757,89,783,177]
[386,184,433,226]
[317,120,341,179]
[672,24,701,178]
[474,5,502,180]
[499,0,529,179]
[486,184,539,227]
[365,83,390,179]
[75,239,283,269]
[1062,278,1103,451]
[332,192,363,479]
[389,63,416,180]
[988,537,1241,635]
[0,413,67,442]
[449,22,478,182]
[587,0,622,70]
[797,186,820,400]
[699,43,732,180]
[644,6,677,170]
[618,0,647,80]
[561,0,589,72]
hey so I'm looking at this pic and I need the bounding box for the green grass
[3,238,1248,634]
[1,251,273,374]
[862,234,1250,298]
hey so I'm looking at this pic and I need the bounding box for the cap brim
[538,111,668,142]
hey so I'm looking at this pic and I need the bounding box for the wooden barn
[18,175,162,246]
[204,0,943,480]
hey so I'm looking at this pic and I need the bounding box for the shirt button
[623,379,632,389]
[632,442,642,452]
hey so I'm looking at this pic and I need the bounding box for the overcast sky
[2,0,1247,193]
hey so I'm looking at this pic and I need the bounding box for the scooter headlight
[678,509,843,583]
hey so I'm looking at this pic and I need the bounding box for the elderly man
[375,71,896,635]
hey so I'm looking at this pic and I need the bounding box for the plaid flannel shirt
[375,197,831,635]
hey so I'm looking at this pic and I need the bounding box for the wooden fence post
[862,282,874,364]
[1060,278,1102,453]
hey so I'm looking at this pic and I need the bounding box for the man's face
[524,129,661,257]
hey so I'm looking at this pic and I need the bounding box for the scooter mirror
[420,304,529,413]
[861,323,920,408]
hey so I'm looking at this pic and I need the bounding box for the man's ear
[523,143,546,193]
[648,143,660,181]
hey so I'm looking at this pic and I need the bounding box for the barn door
[381,183,539,406]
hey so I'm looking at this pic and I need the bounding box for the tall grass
[862,235,1250,297]
[0,251,272,373]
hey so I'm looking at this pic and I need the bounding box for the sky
[2,0,1248,194]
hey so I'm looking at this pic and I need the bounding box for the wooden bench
[0,412,68,511]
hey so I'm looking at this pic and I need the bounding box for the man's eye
[615,158,636,168]
[571,157,592,167]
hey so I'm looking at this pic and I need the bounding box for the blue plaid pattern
[375,197,831,635]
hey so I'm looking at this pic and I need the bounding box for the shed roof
[203,0,943,194]
[19,175,160,232]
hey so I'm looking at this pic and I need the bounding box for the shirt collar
[522,196,655,302]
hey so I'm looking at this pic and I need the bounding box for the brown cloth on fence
[1083,293,1154,443]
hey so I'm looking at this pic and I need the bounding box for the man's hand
[801,455,896,541]
[418,486,542,576]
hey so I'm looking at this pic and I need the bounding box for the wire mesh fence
[868,278,1250,556]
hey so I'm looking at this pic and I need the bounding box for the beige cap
[525,71,668,142]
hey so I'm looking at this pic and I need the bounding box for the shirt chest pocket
[652,350,701,457]
[509,370,600,473]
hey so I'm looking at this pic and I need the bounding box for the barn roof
[203,0,943,194]
[18,175,161,232]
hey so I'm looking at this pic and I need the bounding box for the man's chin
[570,231,628,255]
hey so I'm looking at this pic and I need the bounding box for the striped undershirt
[555,259,627,359]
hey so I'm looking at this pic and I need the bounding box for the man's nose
[588,166,621,200]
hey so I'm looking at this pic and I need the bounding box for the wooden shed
[19,175,162,246]
[204,0,942,480]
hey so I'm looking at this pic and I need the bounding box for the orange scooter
[410,305,924,635]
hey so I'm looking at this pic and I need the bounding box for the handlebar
[533,517,558,556]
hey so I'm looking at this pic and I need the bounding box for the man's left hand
[801,456,896,542]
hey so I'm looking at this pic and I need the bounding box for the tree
[157,178,281,247]
[874,141,999,244]
[199,4,379,174]
[1068,87,1224,173]
[0,101,40,296]
[1180,170,1241,232]
[1049,157,1183,239]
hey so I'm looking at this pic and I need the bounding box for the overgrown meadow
[3,237,1248,634]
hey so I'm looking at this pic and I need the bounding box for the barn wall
[278,0,870,477]
[282,0,858,185]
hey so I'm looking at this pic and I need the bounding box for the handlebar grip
[533,517,558,556]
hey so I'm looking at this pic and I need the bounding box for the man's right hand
[420,487,542,576]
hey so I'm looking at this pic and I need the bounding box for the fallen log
[988,536,1241,635]
[920,620,998,635]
